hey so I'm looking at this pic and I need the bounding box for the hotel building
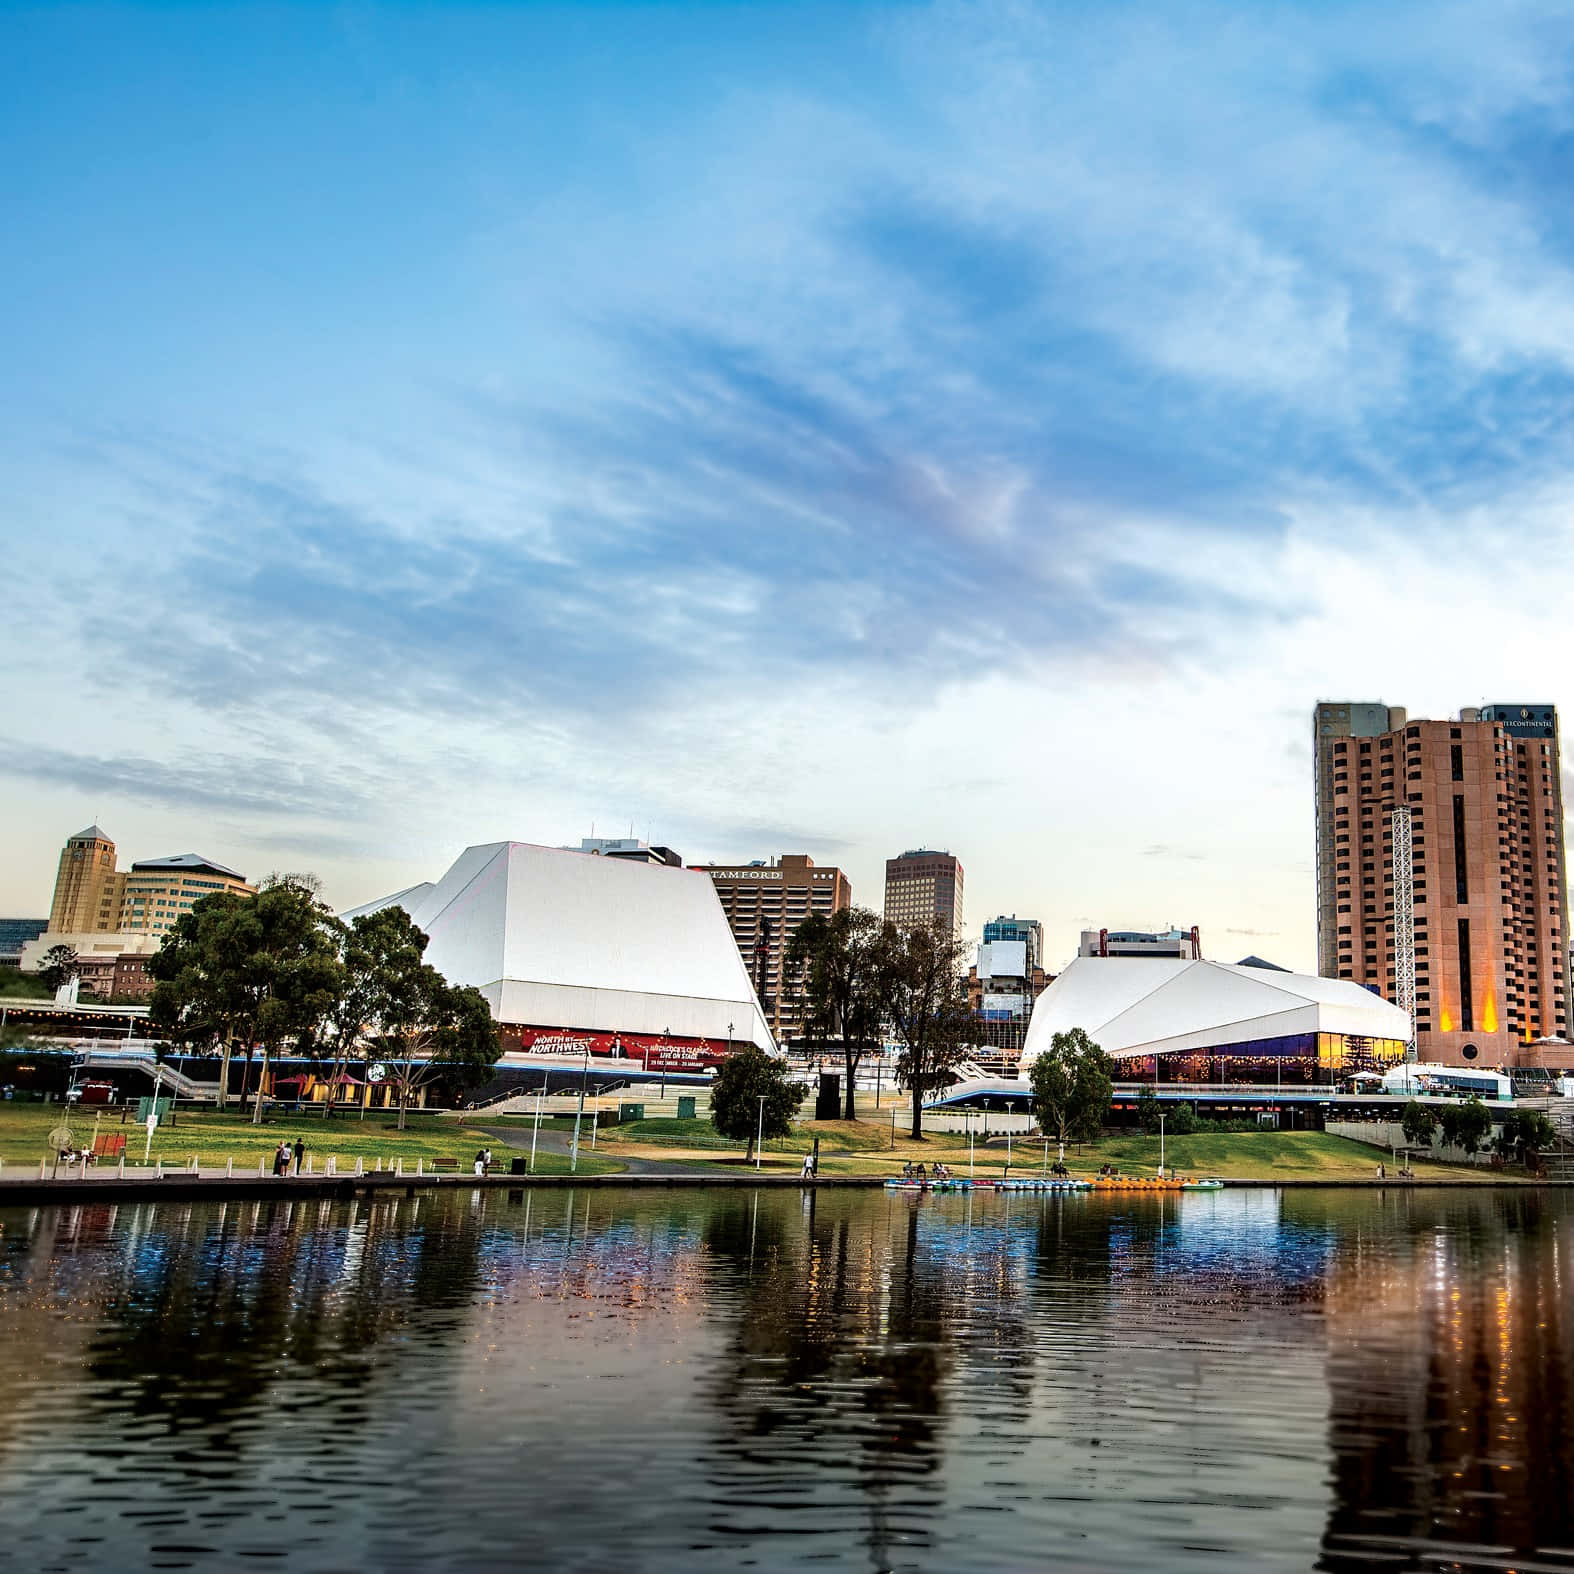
[1313,702,1568,1066]
[695,854,853,1042]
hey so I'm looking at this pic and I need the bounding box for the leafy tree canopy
[1029,1027,1116,1150]
[710,1045,805,1160]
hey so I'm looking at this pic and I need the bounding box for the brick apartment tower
[1314,702,1568,1066]
[696,855,852,1044]
[883,849,964,934]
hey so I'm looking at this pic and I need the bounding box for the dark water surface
[2,1186,1572,1572]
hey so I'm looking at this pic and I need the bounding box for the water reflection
[1,1188,1572,1571]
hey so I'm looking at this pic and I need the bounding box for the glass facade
[1122,1032,1409,1086]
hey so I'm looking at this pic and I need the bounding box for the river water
[1,1186,1571,1572]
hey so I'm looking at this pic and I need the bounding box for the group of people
[272,1138,305,1176]
[900,1161,953,1182]
[473,1148,493,1176]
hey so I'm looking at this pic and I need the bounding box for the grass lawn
[0,1104,624,1176]
[593,1117,1486,1180]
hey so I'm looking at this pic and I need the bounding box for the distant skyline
[6,2,1574,974]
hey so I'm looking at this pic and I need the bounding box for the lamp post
[571,1045,589,1172]
[755,1094,766,1171]
[529,1081,546,1173]
[1158,1111,1166,1179]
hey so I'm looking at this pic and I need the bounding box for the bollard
[355,1156,364,1176]
[306,1155,313,1175]
[40,1158,47,1179]
[259,1156,266,1177]
[417,1158,423,1177]
[227,1156,233,1178]
[191,1154,198,1173]
[157,1158,163,1178]
[118,1155,125,1178]
[396,1157,403,1177]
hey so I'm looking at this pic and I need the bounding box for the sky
[6,0,1574,973]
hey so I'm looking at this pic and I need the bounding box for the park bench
[91,1133,126,1161]
[428,1158,462,1175]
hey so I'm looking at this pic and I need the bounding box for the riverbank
[0,1168,1561,1206]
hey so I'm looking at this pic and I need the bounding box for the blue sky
[6,0,1574,969]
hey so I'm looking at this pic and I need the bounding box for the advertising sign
[508,1026,734,1072]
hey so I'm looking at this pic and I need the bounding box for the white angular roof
[1020,956,1411,1066]
[343,842,774,1049]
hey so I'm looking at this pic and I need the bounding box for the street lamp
[571,1044,590,1172]
[1158,1110,1166,1179]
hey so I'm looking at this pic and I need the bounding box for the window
[1451,744,1464,781]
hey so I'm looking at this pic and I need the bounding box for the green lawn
[0,1104,624,1176]
[595,1117,1484,1180]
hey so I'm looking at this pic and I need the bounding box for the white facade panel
[1021,955,1410,1068]
[347,841,774,1050]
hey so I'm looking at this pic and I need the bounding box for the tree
[1438,1096,1491,1157]
[710,1044,805,1162]
[378,978,499,1130]
[787,906,887,1120]
[1135,1084,1163,1134]
[1030,1027,1117,1155]
[147,876,342,1118]
[1400,1100,1438,1148]
[315,905,431,1119]
[1166,1100,1197,1136]
[38,944,80,994]
[1494,1110,1557,1170]
[882,920,973,1139]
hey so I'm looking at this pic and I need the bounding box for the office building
[1313,701,1568,1066]
[884,849,964,933]
[1078,926,1202,960]
[48,827,125,933]
[46,827,255,940]
[0,918,48,970]
[967,933,1051,1063]
[694,854,853,1042]
[567,837,683,867]
[119,854,255,934]
[982,915,1043,973]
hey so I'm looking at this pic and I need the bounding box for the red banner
[503,1025,734,1072]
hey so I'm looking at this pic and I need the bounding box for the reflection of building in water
[1318,1192,1574,1571]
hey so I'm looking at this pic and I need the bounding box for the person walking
[800,1152,814,1181]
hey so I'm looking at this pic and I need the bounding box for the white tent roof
[1020,956,1411,1066]
[343,842,774,1049]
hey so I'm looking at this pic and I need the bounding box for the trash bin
[510,1156,528,1176]
[619,1103,644,1123]
[677,1096,697,1120]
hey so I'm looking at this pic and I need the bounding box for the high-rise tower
[883,849,964,933]
[1314,702,1567,1065]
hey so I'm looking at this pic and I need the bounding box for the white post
[227,1156,233,1178]
[396,1157,402,1177]
[258,1156,265,1176]
[969,1114,975,1177]
[417,1157,422,1177]
[156,1158,163,1178]
[571,1047,589,1172]
[591,1108,598,1149]
[118,1155,125,1178]
[1159,1113,1166,1178]
[356,1156,364,1176]
[530,1083,544,1173]
[755,1095,765,1170]
[39,1158,47,1179]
